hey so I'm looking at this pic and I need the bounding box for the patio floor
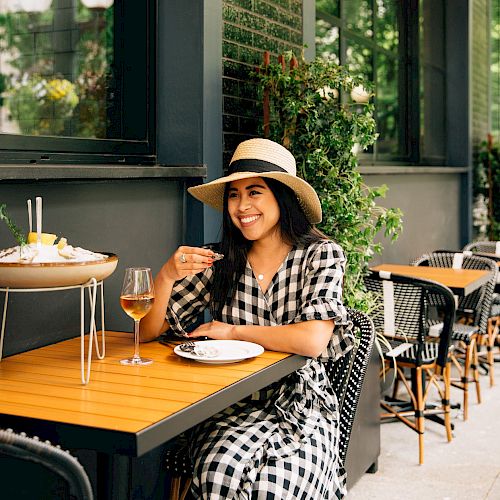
[347,362,500,499]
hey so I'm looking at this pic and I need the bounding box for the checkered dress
[166,240,354,499]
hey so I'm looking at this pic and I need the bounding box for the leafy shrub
[254,52,403,311]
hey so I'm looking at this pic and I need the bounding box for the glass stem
[133,319,141,361]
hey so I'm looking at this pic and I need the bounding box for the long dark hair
[210,177,326,319]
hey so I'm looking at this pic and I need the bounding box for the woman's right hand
[160,245,215,282]
[141,245,216,342]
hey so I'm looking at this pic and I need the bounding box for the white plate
[174,340,264,364]
[0,253,118,288]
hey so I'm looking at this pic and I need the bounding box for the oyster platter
[0,198,118,288]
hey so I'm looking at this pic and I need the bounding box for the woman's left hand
[188,320,235,340]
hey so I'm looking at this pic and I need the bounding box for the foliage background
[473,137,500,240]
[254,53,403,311]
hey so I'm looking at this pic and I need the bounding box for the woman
[141,138,353,499]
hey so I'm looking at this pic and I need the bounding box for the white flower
[351,85,370,103]
[317,86,339,100]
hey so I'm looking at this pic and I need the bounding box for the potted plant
[254,52,403,312]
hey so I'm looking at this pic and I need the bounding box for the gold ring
[179,253,187,264]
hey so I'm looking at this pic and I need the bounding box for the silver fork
[179,341,196,352]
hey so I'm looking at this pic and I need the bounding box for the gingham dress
[166,240,354,499]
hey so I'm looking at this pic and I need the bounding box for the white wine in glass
[120,267,155,366]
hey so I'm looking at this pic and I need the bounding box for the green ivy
[475,138,500,240]
[253,53,403,311]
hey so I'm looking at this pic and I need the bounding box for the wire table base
[0,278,106,385]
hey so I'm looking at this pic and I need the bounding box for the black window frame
[315,0,448,166]
[0,0,156,165]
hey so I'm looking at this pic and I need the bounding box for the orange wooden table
[0,331,305,497]
[371,264,491,296]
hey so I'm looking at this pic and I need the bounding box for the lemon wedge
[57,237,68,249]
[27,232,57,245]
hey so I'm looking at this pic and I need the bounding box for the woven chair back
[463,241,500,255]
[325,308,374,467]
[412,251,497,335]
[0,428,93,499]
[364,271,456,368]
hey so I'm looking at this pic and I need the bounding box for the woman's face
[227,177,281,242]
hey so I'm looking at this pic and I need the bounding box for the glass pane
[344,0,373,38]
[315,17,340,63]
[376,52,401,156]
[422,67,446,158]
[346,39,372,80]
[420,0,446,159]
[0,0,117,139]
[316,0,339,18]
[375,0,398,52]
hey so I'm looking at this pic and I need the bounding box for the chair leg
[442,362,453,442]
[487,316,499,386]
[462,342,472,420]
[170,476,181,500]
[416,367,425,465]
[391,375,400,399]
[180,478,192,500]
[472,339,481,404]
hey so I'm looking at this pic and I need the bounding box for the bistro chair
[164,308,375,500]
[411,251,497,418]
[462,242,500,386]
[0,428,93,500]
[364,270,456,465]
[463,240,500,257]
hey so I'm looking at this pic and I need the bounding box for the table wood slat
[21,345,281,371]
[0,370,222,399]
[0,358,244,386]
[0,379,204,408]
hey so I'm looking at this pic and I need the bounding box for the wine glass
[119,267,155,366]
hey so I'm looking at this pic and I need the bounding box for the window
[316,0,446,164]
[0,0,155,163]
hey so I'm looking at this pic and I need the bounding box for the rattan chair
[0,428,93,499]
[462,242,500,386]
[463,240,500,256]
[164,308,375,499]
[364,270,456,465]
[411,251,497,418]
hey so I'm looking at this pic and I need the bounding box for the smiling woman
[139,138,355,499]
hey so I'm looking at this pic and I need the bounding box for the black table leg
[97,452,131,500]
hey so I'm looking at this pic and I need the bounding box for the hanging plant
[253,52,403,311]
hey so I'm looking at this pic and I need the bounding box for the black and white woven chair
[0,428,93,499]
[364,270,456,465]
[462,242,500,385]
[164,308,375,499]
[463,240,500,257]
[412,251,497,418]
[463,241,500,294]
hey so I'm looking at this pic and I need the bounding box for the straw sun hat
[188,138,322,224]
